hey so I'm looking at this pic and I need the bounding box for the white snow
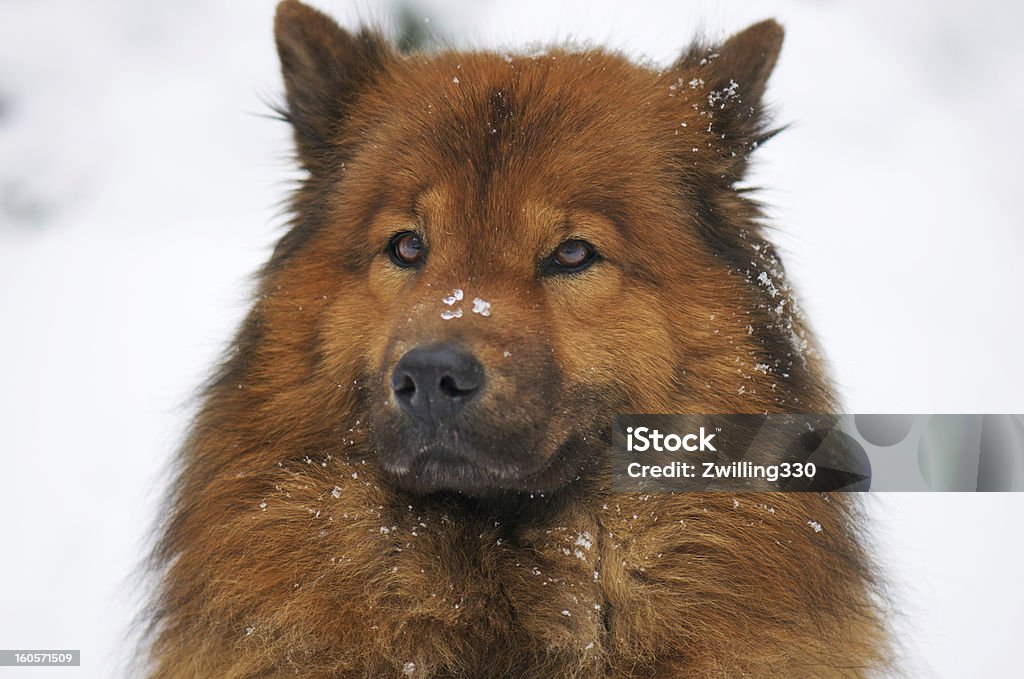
[756,271,779,298]
[442,288,464,305]
[440,307,463,320]
[471,297,491,316]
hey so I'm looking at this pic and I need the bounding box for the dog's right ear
[274,0,393,171]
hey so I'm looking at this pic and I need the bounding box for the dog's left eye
[388,231,425,268]
[543,239,597,275]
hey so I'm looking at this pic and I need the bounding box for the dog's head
[264,0,825,496]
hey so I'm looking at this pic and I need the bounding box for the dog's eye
[388,231,425,267]
[544,239,597,274]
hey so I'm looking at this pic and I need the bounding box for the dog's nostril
[438,375,474,398]
[394,374,416,397]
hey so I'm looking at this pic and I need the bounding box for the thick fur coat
[145,2,888,677]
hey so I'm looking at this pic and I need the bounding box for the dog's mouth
[378,434,563,496]
[367,401,612,496]
[384,451,513,495]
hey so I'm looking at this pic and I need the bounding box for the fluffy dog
[145,2,887,676]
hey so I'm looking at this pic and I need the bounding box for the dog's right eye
[388,231,425,268]
[542,239,598,275]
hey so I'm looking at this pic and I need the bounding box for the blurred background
[1,0,1022,676]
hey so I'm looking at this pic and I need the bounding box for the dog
[144,2,887,676]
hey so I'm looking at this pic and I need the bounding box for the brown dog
[145,2,887,676]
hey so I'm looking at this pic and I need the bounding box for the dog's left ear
[274,0,394,172]
[667,20,784,161]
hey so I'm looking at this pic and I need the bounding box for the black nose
[391,344,485,423]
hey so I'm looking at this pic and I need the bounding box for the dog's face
[347,58,705,496]
[268,1,814,495]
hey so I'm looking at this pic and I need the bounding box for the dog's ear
[666,20,784,168]
[274,0,393,171]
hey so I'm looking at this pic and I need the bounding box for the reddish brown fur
[144,2,888,677]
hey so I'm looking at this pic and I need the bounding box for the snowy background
[1,0,1022,676]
